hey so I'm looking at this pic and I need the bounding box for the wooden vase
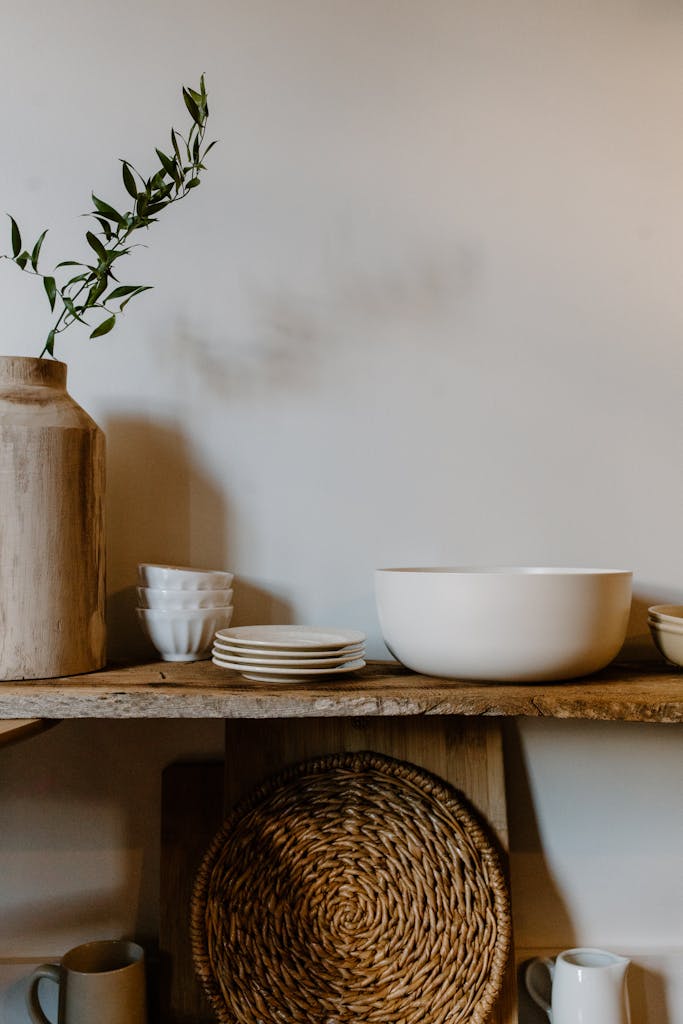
[0,356,106,680]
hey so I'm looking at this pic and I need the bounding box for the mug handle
[26,963,62,1024]
[524,956,554,1019]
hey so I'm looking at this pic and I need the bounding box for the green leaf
[121,161,138,199]
[63,296,89,324]
[171,129,182,164]
[120,285,153,311]
[94,215,114,240]
[31,229,48,271]
[91,193,125,227]
[90,314,116,338]
[55,260,83,268]
[155,148,177,178]
[182,87,201,124]
[15,252,29,270]
[86,231,108,261]
[9,216,21,257]
[63,273,89,287]
[43,275,57,310]
[186,178,201,188]
[86,279,107,306]
[45,328,56,357]
[202,139,218,157]
[105,283,147,300]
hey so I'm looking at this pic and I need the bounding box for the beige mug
[26,939,147,1024]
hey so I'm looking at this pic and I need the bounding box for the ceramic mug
[525,947,631,1024]
[26,938,147,1024]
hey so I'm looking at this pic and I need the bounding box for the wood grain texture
[0,659,680,723]
[223,717,518,1024]
[0,718,59,748]
[0,357,106,680]
[160,762,224,1024]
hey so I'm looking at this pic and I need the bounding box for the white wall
[1,2,682,1020]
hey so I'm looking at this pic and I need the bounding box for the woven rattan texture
[191,750,510,1024]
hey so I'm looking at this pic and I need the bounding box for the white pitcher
[525,947,631,1024]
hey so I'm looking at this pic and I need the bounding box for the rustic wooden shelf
[0,658,680,723]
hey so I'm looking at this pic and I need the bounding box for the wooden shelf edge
[0,659,680,723]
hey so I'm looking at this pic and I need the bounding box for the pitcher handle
[26,963,62,1024]
[525,956,554,1020]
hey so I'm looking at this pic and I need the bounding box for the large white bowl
[138,563,234,591]
[136,606,233,661]
[375,566,632,682]
[137,586,233,610]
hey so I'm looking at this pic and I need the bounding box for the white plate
[211,647,365,668]
[212,640,365,662]
[215,625,366,650]
[211,657,366,681]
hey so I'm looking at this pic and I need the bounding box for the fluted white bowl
[375,566,632,682]
[136,606,233,661]
[137,586,233,610]
[138,563,234,591]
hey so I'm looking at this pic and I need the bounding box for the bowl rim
[375,565,632,576]
[138,562,232,576]
[137,585,234,597]
[136,605,233,618]
[648,604,683,620]
[648,618,683,635]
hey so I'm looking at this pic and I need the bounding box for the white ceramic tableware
[27,939,147,1024]
[525,947,631,1024]
[211,639,365,662]
[215,625,366,650]
[210,656,366,682]
[210,648,364,669]
[137,606,233,661]
[647,615,683,635]
[647,604,683,626]
[138,563,234,591]
[137,586,233,610]
[375,566,632,682]
[648,620,683,666]
[27,937,148,1024]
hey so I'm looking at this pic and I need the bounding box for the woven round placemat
[191,750,511,1024]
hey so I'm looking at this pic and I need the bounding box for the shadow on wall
[104,416,296,660]
[152,241,479,403]
[104,417,230,663]
[505,721,674,1024]
[502,720,576,943]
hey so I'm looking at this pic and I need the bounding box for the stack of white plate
[212,625,366,682]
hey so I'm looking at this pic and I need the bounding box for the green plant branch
[2,76,214,358]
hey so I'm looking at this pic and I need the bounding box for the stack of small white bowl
[137,563,234,662]
[648,605,683,667]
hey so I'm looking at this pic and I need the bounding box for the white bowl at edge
[648,620,683,667]
[374,566,632,683]
[648,605,683,626]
